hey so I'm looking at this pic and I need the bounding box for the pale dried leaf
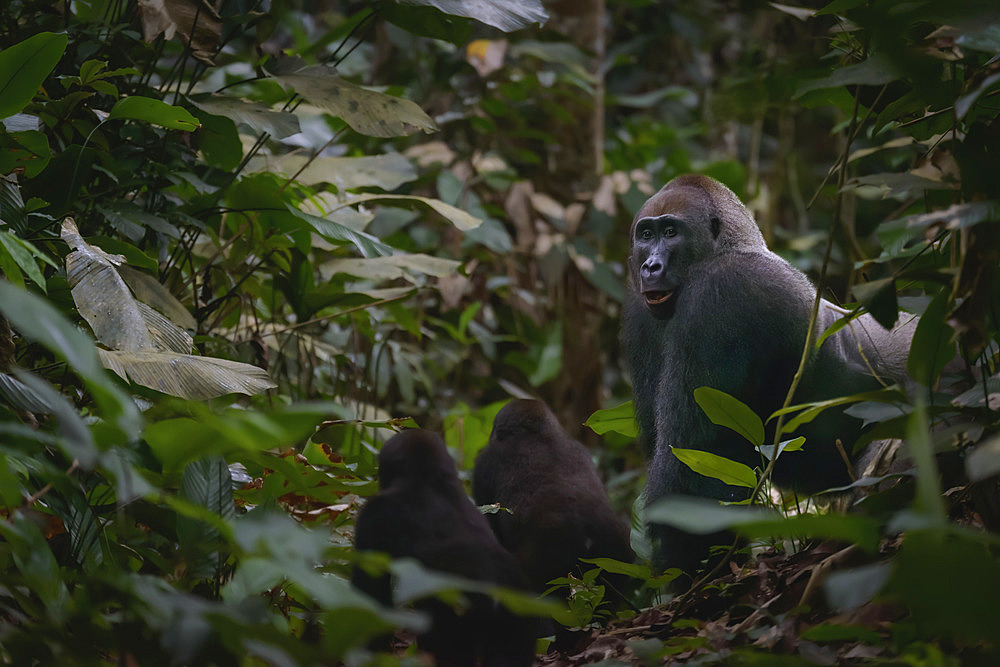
[63,218,156,352]
[252,152,417,191]
[119,265,197,331]
[189,94,300,138]
[399,0,547,32]
[99,349,275,399]
[336,193,481,231]
[270,63,437,138]
[321,254,460,281]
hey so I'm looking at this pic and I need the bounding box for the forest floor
[535,539,899,665]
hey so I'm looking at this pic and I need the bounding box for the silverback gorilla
[473,400,634,592]
[622,175,916,575]
[352,429,535,666]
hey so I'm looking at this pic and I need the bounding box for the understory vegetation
[0,0,998,664]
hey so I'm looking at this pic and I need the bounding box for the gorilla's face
[632,214,684,319]
[630,187,715,320]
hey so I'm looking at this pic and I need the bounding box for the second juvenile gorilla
[473,399,634,593]
[352,429,536,667]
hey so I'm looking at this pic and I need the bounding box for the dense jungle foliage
[0,0,999,664]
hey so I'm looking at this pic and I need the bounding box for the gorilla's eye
[664,226,677,237]
[640,228,653,241]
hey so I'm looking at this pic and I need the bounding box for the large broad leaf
[287,205,395,258]
[0,32,68,120]
[11,368,97,466]
[269,62,437,138]
[645,496,771,533]
[395,0,548,32]
[584,400,638,438]
[99,350,276,400]
[693,386,765,446]
[770,387,906,434]
[108,96,200,131]
[646,496,881,551]
[795,53,900,97]
[63,218,188,352]
[62,219,275,399]
[907,287,957,388]
[0,281,140,439]
[178,457,233,578]
[852,277,899,329]
[189,94,300,138]
[254,152,418,191]
[670,447,757,488]
[118,265,196,330]
[0,230,47,291]
[321,254,461,281]
[894,200,1000,232]
[336,193,482,231]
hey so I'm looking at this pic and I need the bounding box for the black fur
[473,400,635,593]
[622,175,915,576]
[352,429,535,666]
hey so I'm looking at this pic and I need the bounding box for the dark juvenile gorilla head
[473,400,634,595]
[629,175,766,319]
[352,429,535,667]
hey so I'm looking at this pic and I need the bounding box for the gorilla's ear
[710,215,721,239]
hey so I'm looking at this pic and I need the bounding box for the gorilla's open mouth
[644,290,673,306]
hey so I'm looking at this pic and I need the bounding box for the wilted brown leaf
[137,0,221,64]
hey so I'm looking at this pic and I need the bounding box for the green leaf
[0,129,52,177]
[0,231,45,290]
[907,287,956,388]
[907,399,947,524]
[189,94,300,138]
[825,562,891,611]
[800,624,882,643]
[63,493,103,568]
[528,323,562,386]
[178,457,233,578]
[0,280,141,440]
[852,278,898,330]
[646,496,881,550]
[693,386,765,446]
[771,387,905,434]
[191,108,241,171]
[585,400,638,438]
[12,368,97,466]
[671,447,758,488]
[794,53,899,97]
[108,96,200,131]
[0,32,69,120]
[757,436,806,461]
[645,495,771,533]
[0,514,70,622]
[287,205,395,258]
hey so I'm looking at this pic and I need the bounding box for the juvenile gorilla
[622,175,915,575]
[473,400,634,593]
[352,429,535,667]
